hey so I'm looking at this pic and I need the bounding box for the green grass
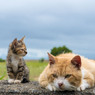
[0,60,48,81]
[26,60,48,80]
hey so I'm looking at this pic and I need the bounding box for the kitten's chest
[11,57,20,73]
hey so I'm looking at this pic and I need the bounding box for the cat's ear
[47,53,55,65]
[12,38,18,47]
[71,55,81,69]
[20,36,25,42]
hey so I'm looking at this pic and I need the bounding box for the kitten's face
[10,37,27,56]
[47,53,82,91]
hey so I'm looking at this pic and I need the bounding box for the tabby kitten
[6,37,29,83]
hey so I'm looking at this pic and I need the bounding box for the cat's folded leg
[77,72,94,91]
[39,69,57,91]
[46,83,57,91]
[39,78,57,91]
[77,79,90,91]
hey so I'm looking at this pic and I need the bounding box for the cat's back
[57,53,76,59]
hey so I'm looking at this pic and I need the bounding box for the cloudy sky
[0,0,95,59]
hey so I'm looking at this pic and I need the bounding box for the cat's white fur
[77,68,90,91]
[39,53,95,91]
[14,80,21,83]
[8,79,14,83]
[46,68,90,91]
[11,55,19,73]
[77,79,89,91]
[46,77,76,91]
[8,54,22,83]
[46,83,57,91]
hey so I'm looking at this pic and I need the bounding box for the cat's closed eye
[52,74,58,78]
[65,74,72,78]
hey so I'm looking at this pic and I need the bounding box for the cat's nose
[58,83,63,87]
[25,51,27,54]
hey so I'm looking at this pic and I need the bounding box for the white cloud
[0,0,95,59]
[0,48,8,59]
[25,48,50,59]
[0,48,50,60]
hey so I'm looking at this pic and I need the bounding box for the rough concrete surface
[0,80,95,95]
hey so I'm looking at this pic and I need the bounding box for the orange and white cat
[39,53,95,91]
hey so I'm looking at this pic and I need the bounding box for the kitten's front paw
[46,84,57,91]
[14,80,21,84]
[8,79,14,83]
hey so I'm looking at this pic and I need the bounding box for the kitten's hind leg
[21,78,30,83]
[21,66,30,83]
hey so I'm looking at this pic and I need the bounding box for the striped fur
[6,37,29,83]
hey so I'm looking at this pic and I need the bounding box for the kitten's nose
[25,51,27,54]
[58,83,63,87]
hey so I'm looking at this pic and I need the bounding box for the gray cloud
[0,0,95,59]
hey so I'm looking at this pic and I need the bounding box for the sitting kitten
[39,53,95,91]
[6,37,30,83]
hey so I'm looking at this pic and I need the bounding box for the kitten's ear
[47,53,55,65]
[20,36,25,42]
[71,55,81,69]
[12,38,18,47]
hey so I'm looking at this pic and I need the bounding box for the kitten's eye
[65,74,72,78]
[52,74,58,78]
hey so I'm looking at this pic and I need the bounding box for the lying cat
[6,37,30,83]
[39,53,95,91]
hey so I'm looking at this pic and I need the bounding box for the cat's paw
[77,80,90,91]
[14,80,21,84]
[8,79,14,83]
[77,85,86,91]
[46,84,57,91]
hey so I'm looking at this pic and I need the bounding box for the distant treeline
[39,45,72,62]
[51,45,72,56]
[0,58,5,62]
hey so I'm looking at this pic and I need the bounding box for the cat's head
[10,36,27,56]
[47,53,82,91]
